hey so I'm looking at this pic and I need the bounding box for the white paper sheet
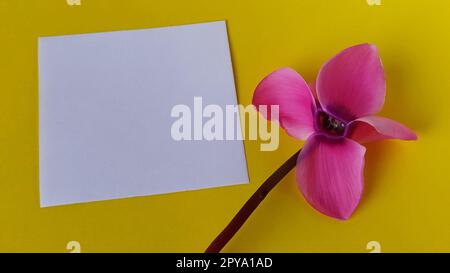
[38,21,248,207]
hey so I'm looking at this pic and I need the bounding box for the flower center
[317,111,346,136]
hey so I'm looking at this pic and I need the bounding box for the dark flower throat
[317,111,346,136]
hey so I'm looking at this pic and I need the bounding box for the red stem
[205,149,301,253]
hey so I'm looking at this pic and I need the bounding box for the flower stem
[205,149,301,253]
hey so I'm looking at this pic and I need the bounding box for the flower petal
[296,134,365,220]
[347,116,418,143]
[317,44,386,121]
[253,67,316,140]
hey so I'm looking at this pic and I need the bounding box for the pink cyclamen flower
[253,44,417,220]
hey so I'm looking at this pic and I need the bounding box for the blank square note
[38,21,248,207]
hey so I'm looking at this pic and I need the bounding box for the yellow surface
[0,0,449,252]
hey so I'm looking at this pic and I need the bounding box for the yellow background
[0,0,449,252]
